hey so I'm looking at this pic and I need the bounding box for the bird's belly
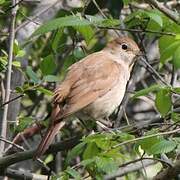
[82,79,127,119]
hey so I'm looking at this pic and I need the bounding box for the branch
[144,0,180,24]
[0,0,18,153]
[0,94,24,108]
[0,136,81,173]
[104,159,155,180]
[153,160,180,180]
[112,128,180,149]
[139,57,170,87]
[5,0,24,12]
[5,168,48,180]
[98,26,176,36]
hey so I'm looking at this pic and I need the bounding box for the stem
[98,26,176,36]
[0,0,18,155]
[113,128,180,149]
[144,0,180,24]
[0,94,24,108]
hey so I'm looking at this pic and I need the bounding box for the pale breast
[82,69,130,120]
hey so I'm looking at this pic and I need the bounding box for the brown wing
[34,52,121,158]
[57,52,121,119]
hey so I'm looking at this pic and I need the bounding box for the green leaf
[33,16,93,36]
[80,158,95,167]
[155,88,172,117]
[73,48,85,60]
[132,84,162,99]
[0,56,7,71]
[123,0,130,5]
[33,15,120,37]
[172,137,180,144]
[44,154,54,165]
[175,34,180,40]
[173,46,180,69]
[95,156,118,174]
[13,39,20,55]
[159,36,175,54]
[16,117,33,132]
[160,40,180,65]
[139,129,162,155]
[16,50,25,58]
[98,19,120,27]
[83,142,100,160]
[0,0,5,5]
[138,130,176,154]
[74,25,95,44]
[173,87,180,94]
[144,11,163,27]
[125,10,163,30]
[26,66,41,84]
[66,142,86,165]
[171,112,180,122]
[12,61,21,68]
[43,75,59,82]
[36,87,53,96]
[40,54,56,75]
[149,140,176,154]
[65,167,81,180]
[85,15,106,24]
[15,86,24,94]
[95,137,111,150]
[51,29,64,52]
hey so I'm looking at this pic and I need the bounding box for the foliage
[0,0,180,179]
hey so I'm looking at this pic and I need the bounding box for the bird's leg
[96,120,110,131]
[97,117,113,128]
[78,117,92,131]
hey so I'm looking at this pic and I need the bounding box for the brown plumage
[34,37,140,158]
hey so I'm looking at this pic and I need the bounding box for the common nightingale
[34,37,140,158]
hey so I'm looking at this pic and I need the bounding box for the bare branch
[0,94,24,108]
[5,168,48,180]
[0,136,81,172]
[144,0,180,24]
[98,26,176,36]
[153,160,180,180]
[113,128,180,149]
[0,0,18,154]
[104,159,155,180]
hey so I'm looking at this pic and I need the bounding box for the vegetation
[0,0,180,179]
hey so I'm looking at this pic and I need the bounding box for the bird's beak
[129,51,143,68]
[136,51,145,57]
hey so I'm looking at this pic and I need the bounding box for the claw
[52,84,70,104]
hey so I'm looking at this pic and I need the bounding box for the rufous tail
[34,104,65,159]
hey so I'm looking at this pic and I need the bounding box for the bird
[34,37,140,158]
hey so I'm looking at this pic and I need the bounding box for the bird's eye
[121,43,128,50]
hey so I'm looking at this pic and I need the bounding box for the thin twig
[140,57,171,87]
[104,159,155,180]
[5,168,48,180]
[119,157,172,168]
[15,0,60,32]
[92,0,106,18]
[153,160,180,180]
[144,0,180,24]
[0,136,53,174]
[98,26,176,36]
[5,0,24,12]
[0,136,80,171]
[18,11,41,25]
[0,0,18,154]
[0,94,24,108]
[112,127,180,149]
[0,136,25,151]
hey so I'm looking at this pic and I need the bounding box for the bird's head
[104,37,140,68]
